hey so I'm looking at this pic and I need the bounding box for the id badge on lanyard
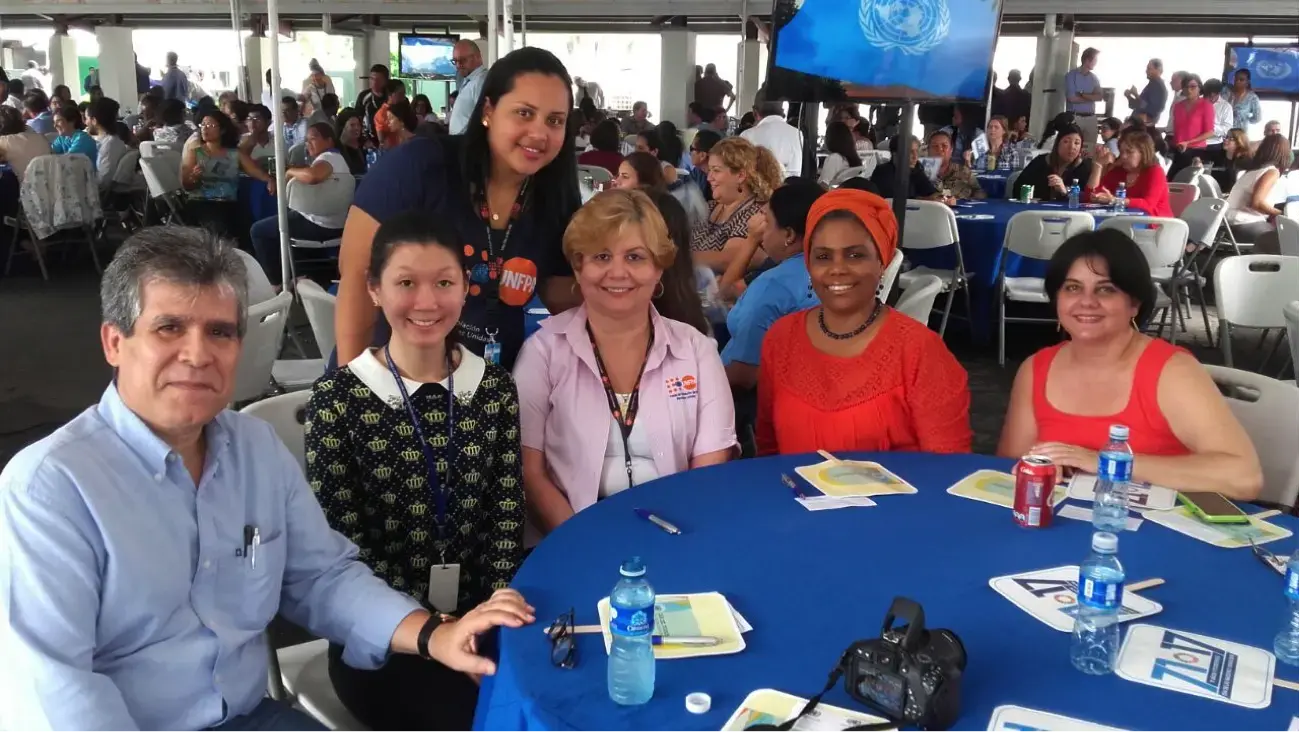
[484,328,501,365]
[384,348,461,612]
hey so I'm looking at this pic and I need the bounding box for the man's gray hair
[100,226,249,338]
[1150,58,1163,72]
[756,101,784,118]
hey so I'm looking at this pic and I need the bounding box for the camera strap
[743,655,895,732]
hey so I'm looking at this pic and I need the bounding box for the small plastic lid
[620,556,647,577]
[1108,424,1130,441]
[686,692,712,714]
[1093,531,1119,553]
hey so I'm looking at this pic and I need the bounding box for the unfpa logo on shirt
[665,374,698,401]
[497,257,539,307]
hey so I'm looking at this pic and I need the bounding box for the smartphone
[1178,491,1251,524]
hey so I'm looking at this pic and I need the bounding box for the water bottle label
[1079,577,1123,610]
[1098,453,1133,482]
[1287,566,1299,601]
[610,603,654,637]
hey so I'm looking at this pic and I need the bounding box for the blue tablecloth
[977,171,1012,199]
[239,175,277,224]
[474,453,1298,731]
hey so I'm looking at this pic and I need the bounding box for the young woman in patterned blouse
[305,210,525,729]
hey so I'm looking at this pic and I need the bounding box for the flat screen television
[765,0,1004,103]
[398,34,459,81]
[1224,43,1299,102]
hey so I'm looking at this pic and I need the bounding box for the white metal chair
[285,175,354,282]
[1167,182,1201,218]
[138,155,186,225]
[1194,172,1223,200]
[1277,216,1299,258]
[996,211,1096,365]
[1286,301,1299,377]
[830,165,867,187]
[1097,216,1194,344]
[138,141,179,158]
[233,291,294,404]
[896,200,971,336]
[578,164,613,185]
[296,279,337,359]
[1213,255,1300,369]
[1004,170,1022,200]
[1171,166,1199,185]
[274,640,368,731]
[235,249,278,305]
[1204,365,1299,509]
[239,390,310,471]
[894,274,945,327]
[3,155,104,280]
[286,142,309,168]
[1179,197,1230,283]
[877,250,904,301]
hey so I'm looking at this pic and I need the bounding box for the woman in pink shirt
[1170,74,1215,176]
[514,189,737,540]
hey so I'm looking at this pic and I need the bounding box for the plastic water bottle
[1275,550,1300,666]
[1114,182,1127,213]
[1068,179,1081,209]
[1071,531,1125,675]
[608,557,655,705]
[1093,424,1132,533]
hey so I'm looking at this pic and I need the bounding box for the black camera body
[841,597,966,730]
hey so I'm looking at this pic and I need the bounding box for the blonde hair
[708,137,784,203]
[562,189,676,271]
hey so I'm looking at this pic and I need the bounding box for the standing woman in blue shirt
[334,47,582,371]
[1222,68,1263,133]
[50,105,98,170]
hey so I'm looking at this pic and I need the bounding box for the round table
[474,453,1298,731]
[977,171,1012,199]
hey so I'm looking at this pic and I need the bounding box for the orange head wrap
[803,188,899,268]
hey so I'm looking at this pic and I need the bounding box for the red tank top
[1031,339,1190,456]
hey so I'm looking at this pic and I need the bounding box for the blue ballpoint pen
[633,508,681,535]
[781,473,807,498]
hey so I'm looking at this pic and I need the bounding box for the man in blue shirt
[0,227,535,730]
[1064,47,1103,148]
[449,39,487,135]
[22,92,53,134]
[161,51,190,102]
[1124,58,1168,126]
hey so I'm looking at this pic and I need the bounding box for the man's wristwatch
[417,613,448,660]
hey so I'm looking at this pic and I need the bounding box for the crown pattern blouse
[304,353,525,613]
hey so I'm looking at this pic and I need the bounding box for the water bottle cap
[1092,531,1119,553]
[1108,424,1130,441]
[619,557,647,577]
[685,693,712,714]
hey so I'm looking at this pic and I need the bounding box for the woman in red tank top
[997,229,1262,500]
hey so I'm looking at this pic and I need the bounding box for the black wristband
[417,613,445,660]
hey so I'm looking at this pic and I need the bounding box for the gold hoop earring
[653,281,665,299]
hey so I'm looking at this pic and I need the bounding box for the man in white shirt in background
[449,39,487,135]
[1200,78,1235,167]
[741,100,804,178]
[85,97,128,194]
[20,61,46,94]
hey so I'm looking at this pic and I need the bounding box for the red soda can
[1013,455,1058,528]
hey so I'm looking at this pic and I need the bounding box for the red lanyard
[586,322,654,491]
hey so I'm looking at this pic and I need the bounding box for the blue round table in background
[977,171,1012,199]
[474,453,1298,731]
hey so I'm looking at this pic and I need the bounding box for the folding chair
[3,154,103,280]
[1167,182,1201,218]
[296,279,338,360]
[996,211,1095,365]
[139,156,186,226]
[578,164,613,186]
[284,175,354,283]
[894,274,945,327]
[233,291,294,404]
[1204,365,1299,509]
[1277,216,1298,258]
[1213,255,1300,369]
[1004,170,1022,200]
[1097,216,1194,344]
[896,199,972,336]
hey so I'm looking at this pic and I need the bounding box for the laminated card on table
[947,469,1068,509]
[596,591,745,659]
[724,689,893,732]
[793,460,917,498]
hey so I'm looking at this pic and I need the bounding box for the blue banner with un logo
[1225,44,1299,100]
[772,0,1002,102]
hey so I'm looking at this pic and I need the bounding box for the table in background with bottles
[473,452,1298,731]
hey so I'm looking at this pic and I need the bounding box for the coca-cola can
[1013,455,1057,528]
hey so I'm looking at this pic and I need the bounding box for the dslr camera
[841,596,966,730]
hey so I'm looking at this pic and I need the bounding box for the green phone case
[1177,493,1250,524]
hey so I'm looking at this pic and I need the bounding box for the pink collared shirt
[513,305,737,517]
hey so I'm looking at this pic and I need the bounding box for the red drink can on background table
[1014,455,1057,528]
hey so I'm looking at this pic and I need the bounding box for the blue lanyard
[384,348,455,544]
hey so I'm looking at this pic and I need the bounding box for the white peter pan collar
[347,344,486,410]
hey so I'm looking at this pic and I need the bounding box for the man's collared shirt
[0,385,420,730]
[740,115,804,178]
[1065,68,1100,114]
[450,66,488,135]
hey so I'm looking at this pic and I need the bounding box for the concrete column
[244,34,270,104]
[736,39,761,116]
[95,26,138,108]
[47,32,79,92]
[659,27,695,127]
[1028,18,1074,141]
[366,30,390,75]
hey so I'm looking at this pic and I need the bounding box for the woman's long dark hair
[1048,124,1084,175]
[200,110,241,149]
[649,191,711,335]
[824,122,862,167]
[624,151,666,193]
[655,121,684,168]
[461,47,581,234]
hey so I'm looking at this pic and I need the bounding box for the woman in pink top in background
[514,189,736,542]
[1170,73,1215,175]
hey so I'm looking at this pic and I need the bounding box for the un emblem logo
[859,0,950,56]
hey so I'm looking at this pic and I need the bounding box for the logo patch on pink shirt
[665,374,698,401]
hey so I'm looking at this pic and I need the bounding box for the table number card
[1116,624,1275,709]
[987,704,1122,731]
[989,566,1162,632]
[1067,475,1177,511]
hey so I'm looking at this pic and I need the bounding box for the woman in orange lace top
[756,189,972,455]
